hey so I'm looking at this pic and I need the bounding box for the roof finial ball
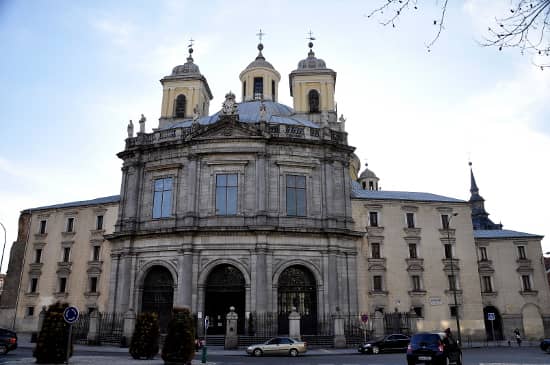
[258,43,264,52]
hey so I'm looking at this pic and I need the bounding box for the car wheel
[253,348,263,357]
[289,348,299,357]
[372,346,380,354]
[0,345,7,355]
[546,346,550,354]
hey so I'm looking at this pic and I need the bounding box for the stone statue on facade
[192,105,200,126]
[139,114,146,133]
[222,92,238,115]
[338,114,346,123]
[127,120,134,138]
[259,101,267,121]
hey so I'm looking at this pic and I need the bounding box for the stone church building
[1,41,549,341]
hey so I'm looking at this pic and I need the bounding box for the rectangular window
[412,275,421,291]
[242,81,246,101]
[96,215,104,230]
[406,212,415,228]
[369,211,379,227]
[153,177,173,219]
[216,174,238,215]
[27,307,35,316]
[90,277,98,293]
[444,244,453,259]
[286,175,306,217]
[66,217,74,232]
[518,246,527,259]
[59,277,67,293]
[482,276,493,292]
[35,249,42,264]
[39,220,47,234]
[253,77,263,99]
[413,306,423,318]
[409,244,418,259]
[522,275,532,291]
[30,278,38,293]
[450,306,458,318]
[92,246,101,261]
[373,275,382,291]
[371,243,381,259]
[479,247,488,261]
[441,214,450,229]
[271,80,275,100]
[448,275,457,290]
[63,247,71,262]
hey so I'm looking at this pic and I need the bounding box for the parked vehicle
[246,337,307,357]
[358,334,410,354]
[0,328,17,355]
[406,332,462,365]
[540,338,550,353]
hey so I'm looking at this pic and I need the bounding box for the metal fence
[98,312,124,345]
[72,313,90,345]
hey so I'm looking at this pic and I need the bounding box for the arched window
[308,90,320,113]
[175,94,186,118]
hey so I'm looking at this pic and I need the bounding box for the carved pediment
[189,118,263,140]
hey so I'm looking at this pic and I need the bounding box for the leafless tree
[367,0,550,68]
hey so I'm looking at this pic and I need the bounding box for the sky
[0,0,549,273]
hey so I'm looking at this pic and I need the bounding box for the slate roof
[473,229,543,239]
[351,181,464,203]
[162,100,319,130]
[24,195,120,212]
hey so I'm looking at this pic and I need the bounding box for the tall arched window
[308,90,320,113]
[175,94,186,118]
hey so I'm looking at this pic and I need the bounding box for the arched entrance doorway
[141,266,174,332]
[277,265,317,335]
[483,306,503,340]
[205,264,245,335]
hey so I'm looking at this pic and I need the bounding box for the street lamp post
[0,221,6,274]
[447,213,462,344]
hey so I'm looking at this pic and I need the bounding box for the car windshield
[411,334,441,346]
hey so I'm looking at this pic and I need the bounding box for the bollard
[201,346,207,363]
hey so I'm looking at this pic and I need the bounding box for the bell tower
[158,43,213,129]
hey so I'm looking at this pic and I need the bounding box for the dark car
[540,338,550,353]
[406,332,462,365]
[0,328,17,355]
[358,334,410,354]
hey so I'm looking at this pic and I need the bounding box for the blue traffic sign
[487,312,495,321]
[63,306,79,324]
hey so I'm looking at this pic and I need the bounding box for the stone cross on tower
[256,29,265,43]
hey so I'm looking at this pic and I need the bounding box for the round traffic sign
[361,314,369,323]
[63,306,79,324]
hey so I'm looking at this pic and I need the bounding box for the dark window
[59,277,67,293]
[35,249,42,264]
[448,275,457,290]
[27,307,34,316]
[216,174,238,215]
[93,246,101,261]
[308,89,320,113]
[482,276,493,292]
[96,215,104,230]
[409,244,418,259]
[271,80,275,100]
[522,275,532,291]
[369,181,374,190]
[286,175,306,217]
[153,177,173,219]
[444,244,453,259]
[518,246,527,259]
[441,214,450,229]
[63,247,71,262]
[406,212,415,228]
[39,220,47,234]
[30,278,38,293]
[66,217,74,232]
[450,306,458,318]
[412,275,421,291]
[253,77,263,99]
[175,94,186,117]
[369,211,379,227]
[371,243,381,259]
[362,182,366,189]
[90,277,98,293]
[413,306,423,317]
[479,247,488,261]
[242,81,246,101]
[373,275,382,291]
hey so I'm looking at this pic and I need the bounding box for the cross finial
[188,38,194,48]
[256,28,265,43]
[307,30,316,41]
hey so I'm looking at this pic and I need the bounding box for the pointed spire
[468,161,502,231]
[469,161,480,196]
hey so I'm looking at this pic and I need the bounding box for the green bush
[130,312,160,359]
[161,307,195,365]
[33,302,72,364]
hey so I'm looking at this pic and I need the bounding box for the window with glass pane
[479,247,488,261]
[153,177,173,218]
[371,243,381,259]
[409,244,417,258]
[482,276,493,292]
[518,246,527,259]
[66,217,74,232]
[93,246,101,261]
[373,275,383,291]
[30,278,38,293]
[216,174,238,215]
[90,277,98,293]
[253,77,263,99]
[412,275,421,291]
[35,249,42,264]
[63,247,71,262]
[448,275,457,290]
[444,244,453,259]
[96,215,104,230]
[286,175,306,216]
[39,220,47,234]
[406,212,415,228]
[59,277,67,293]
[522,275,532,291]
[441,214,450,229]
[369,211,379,227]
[450,306,458,317]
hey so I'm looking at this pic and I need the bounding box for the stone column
[87,310,100,345]
[122,309,136,348]
[224,307,238,349]
[373,311,384,338]
[182,249,193,308]
[255,240,268,313]
[288,307,301,339]
[327,246,339,312]
[333,310,346,348]
[37,306,46,333]
[409,308,418,334]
